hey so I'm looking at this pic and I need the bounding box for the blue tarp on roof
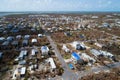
[68,64,74,69]
[72,52,80,60]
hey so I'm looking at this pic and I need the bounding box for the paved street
[47,36,78,80]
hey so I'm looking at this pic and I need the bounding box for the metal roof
[20,67,26,75]
[90,49,102,57]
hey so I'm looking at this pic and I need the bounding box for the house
[62,44,70,53]
[31,49,38,56]
[12,41,18,46]
[71,41,86,50]
[41,46,49,55]
[72,52,80,60]
[31,38,37,43]
[7,36,14,42]
[24,35,30,40]
[20,67,26,77]
[22,40,28,46]
[38,34,43,38]
[48,58,56,69]
[0,37,5,43]
[81,53,96,63]
[90,49,103,57]
[31,28,36,32]
[2,41,9,46]
[99,50,114,58]
[7,24,14,29]
[16,35,22,39]
[18,50,27,60]
[79,34,85,39]
[76,44,86,50]
[11,28,19,33]
[94,42,103,48]
[71,52,83,64]
[0,28,4,33]
[102,23,110,28]
[29,64,38,71]
[64,32,72,36]
[91,16,98,19]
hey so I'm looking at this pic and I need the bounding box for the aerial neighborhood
[0,13,120,80]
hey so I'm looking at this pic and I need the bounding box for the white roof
[20,67,26,75]
[31,38,37,43]
[16,35,22,38]
[0,37,5,40]
[48,58,56,69]
[71,41,85,49]
[100,50,113,57]
[31,49,37,56]
[82,53,95,62]
[90,49,102,57]
[38,34,42,37]
[19,50,27,58]
[41,46,49,53]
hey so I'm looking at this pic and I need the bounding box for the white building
[31,38,37,43]
[48,58,56,69]
[41,46,49,55]
[31,49,38,56]
[62,44,70,53]
[81,53,96,63]
[20,67,26,77]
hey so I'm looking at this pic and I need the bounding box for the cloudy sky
[0,0,120,12]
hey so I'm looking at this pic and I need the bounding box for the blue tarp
[72,52,80,60]
[68,64,74,69]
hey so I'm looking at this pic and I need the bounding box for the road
[47,36,78,80]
